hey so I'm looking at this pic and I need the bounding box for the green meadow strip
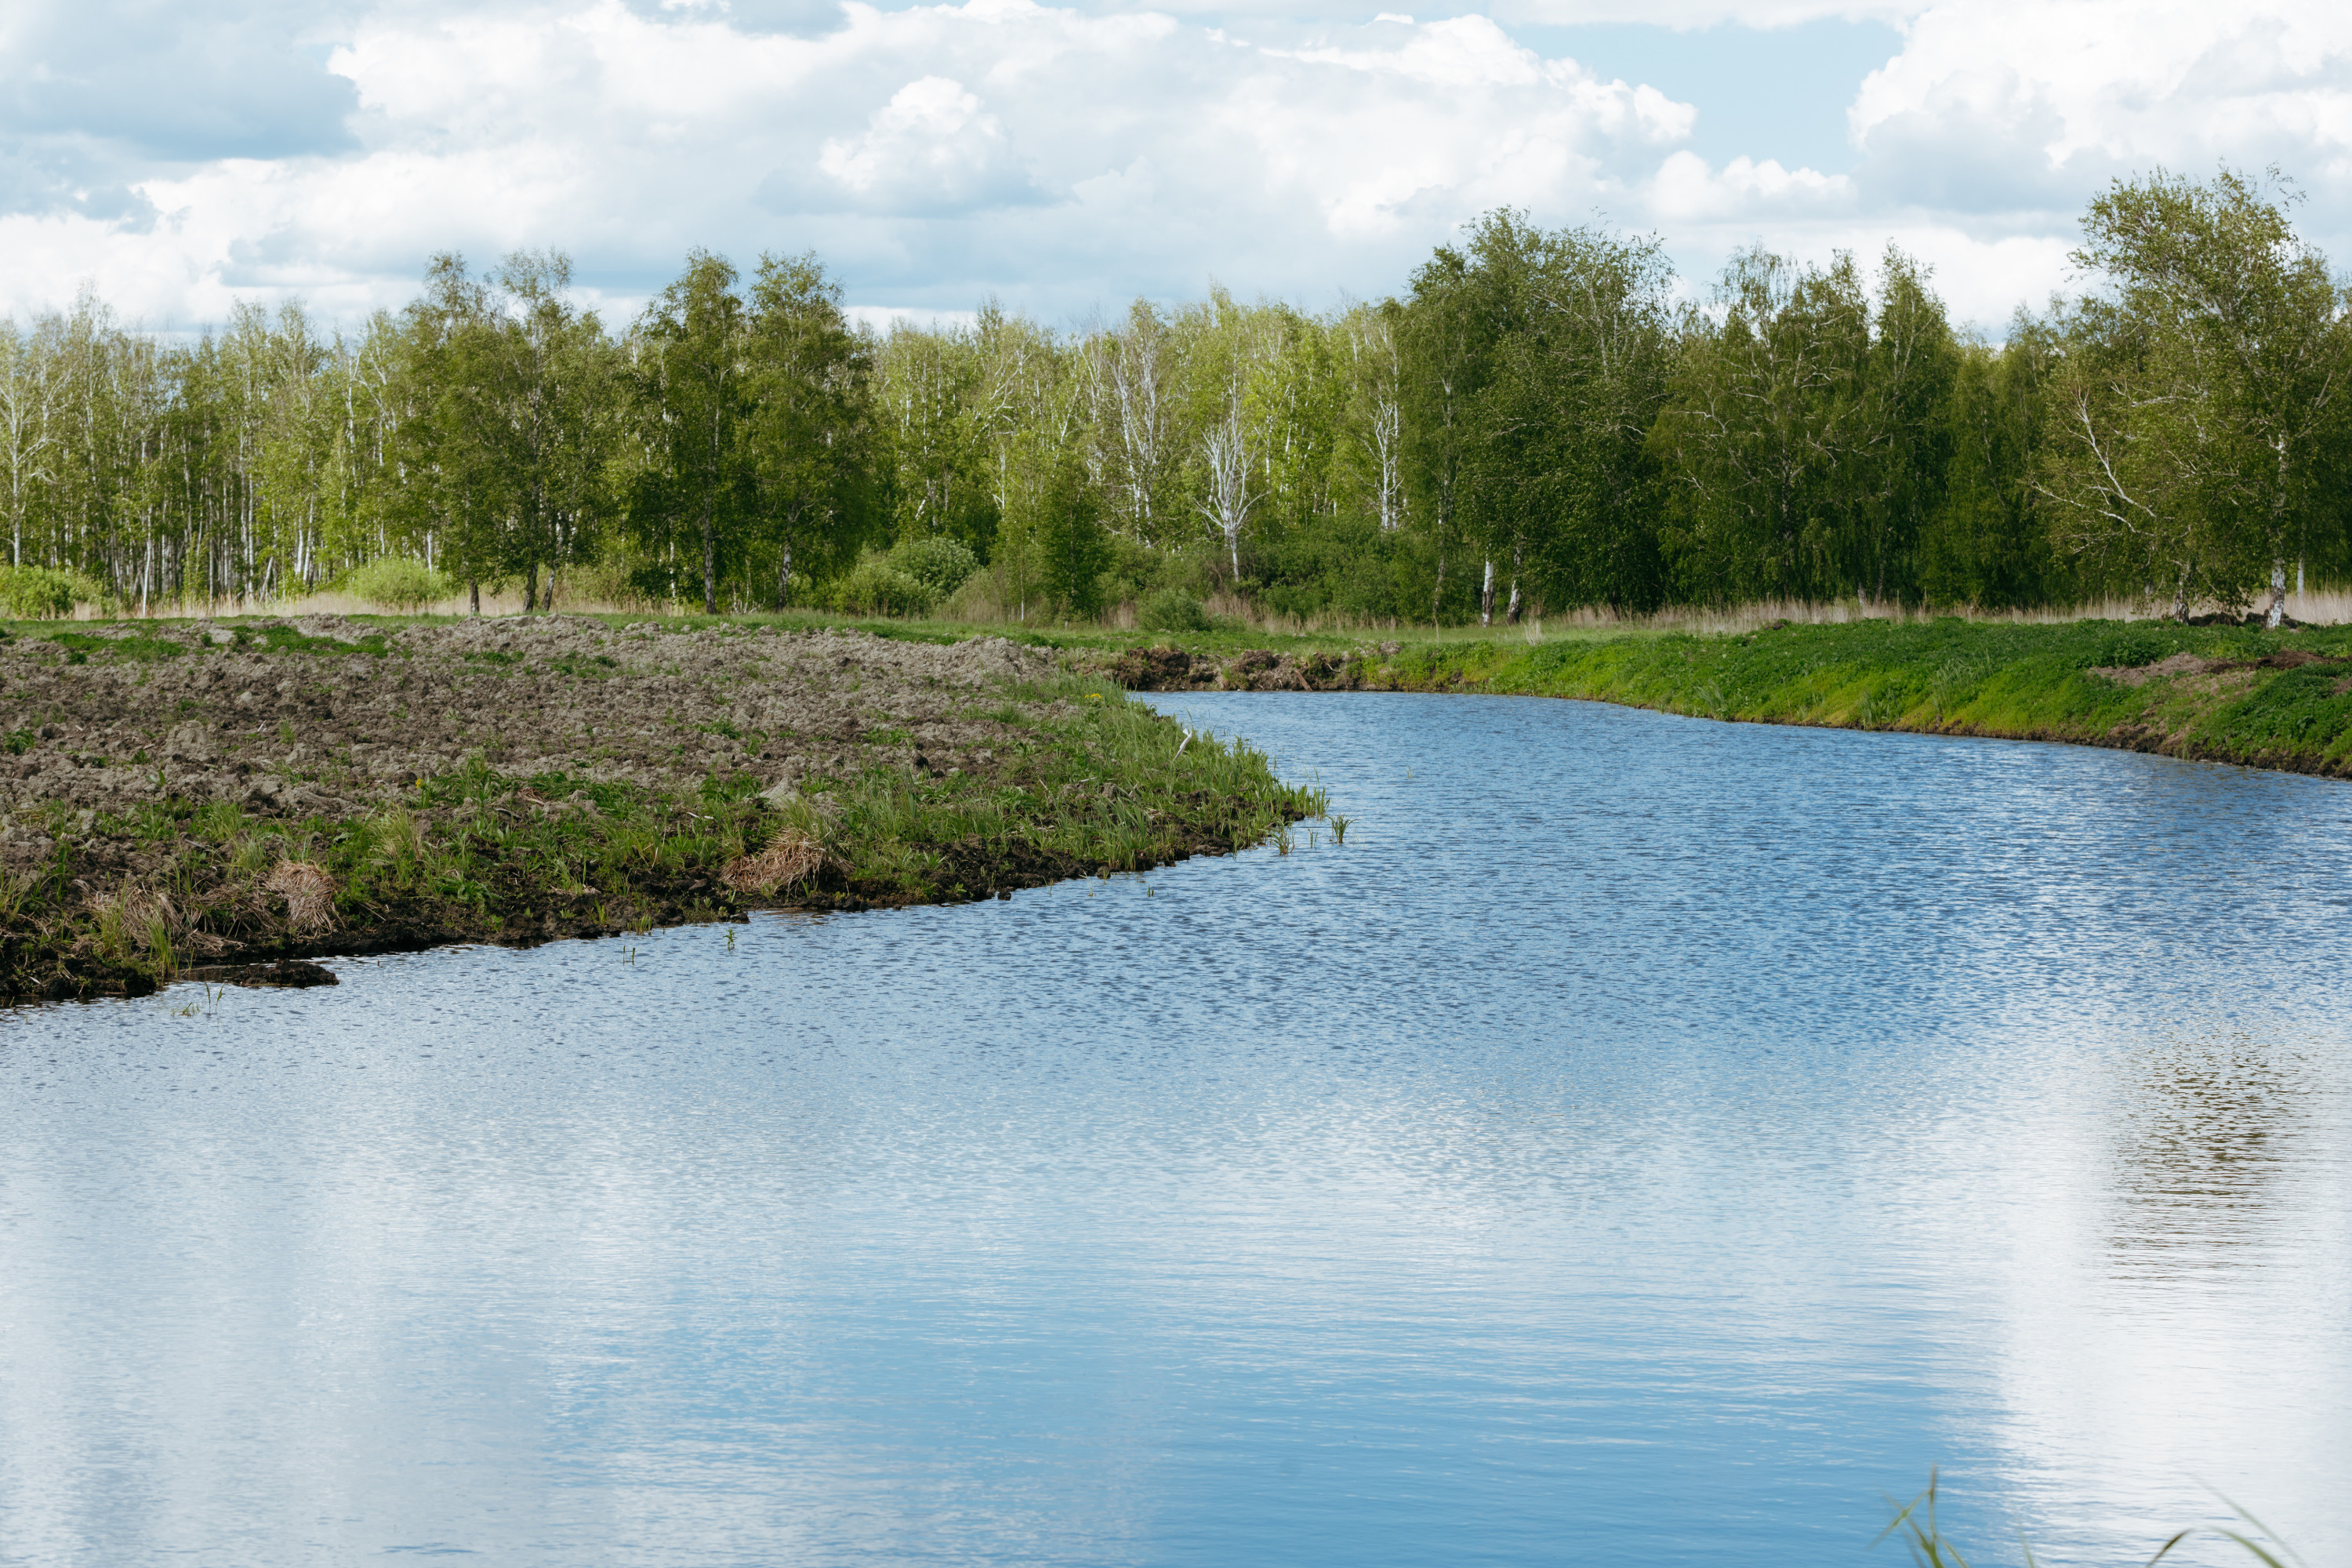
[1367,619,2352,775]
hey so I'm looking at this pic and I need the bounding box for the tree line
[2,167,2346,626]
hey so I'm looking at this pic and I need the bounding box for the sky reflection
[3,695,2347,1566]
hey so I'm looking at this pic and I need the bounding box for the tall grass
[65,575,2352,638]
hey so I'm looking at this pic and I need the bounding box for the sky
[5,0,2352,336]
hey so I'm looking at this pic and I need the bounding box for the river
[4,692,2347,1566]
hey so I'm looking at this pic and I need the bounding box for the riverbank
[0,615,1321,1000]
[1091,618,2352,779]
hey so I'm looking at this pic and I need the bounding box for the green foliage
[877,320,1002,558]
[10,172,2351,629]
[829,553,937,617]
[1034,459,1112,619]
[2038,168,2350,625]
[232,623,391,657]
[340,557,454,611]
[889,535,980,598]
[1138,588,1213,633]
[0,564,93,619]
[745,252,889,605]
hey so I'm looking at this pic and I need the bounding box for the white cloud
[1646,149,1852,225]
[0,0,1726,326]
[9,0,2352,335]
[1490,0,1918,27]
[816,76,1040,212]
[1850,0,2352,228]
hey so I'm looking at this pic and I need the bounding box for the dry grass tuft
[721,833,829,896]
[266,861,339,934]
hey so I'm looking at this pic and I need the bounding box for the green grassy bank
[1367,618,2352,776]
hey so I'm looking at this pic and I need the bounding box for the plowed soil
[3,615,1058,826]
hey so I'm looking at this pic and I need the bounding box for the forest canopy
[3,168,2347,626]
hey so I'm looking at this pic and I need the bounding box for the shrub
[342,557,454,612]
[0,564,82,619]
[889,536,980,600]
[830,554,936,617]
[556,554,662,612]
[1139,588,1213,634]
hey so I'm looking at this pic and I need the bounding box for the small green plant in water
[1880,1472,2302,1568]
[1329,814,1351,844]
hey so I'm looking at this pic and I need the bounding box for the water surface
[4,694,2347,1566]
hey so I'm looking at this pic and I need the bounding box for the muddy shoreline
[2,617,1319,1001]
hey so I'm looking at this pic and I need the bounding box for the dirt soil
[2,615,1060,830]
[1108,643,1386,692]
[2083,647,2352,688]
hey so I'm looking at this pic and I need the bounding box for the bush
[830,554,936,617]
[342,557,454,612]
[0,564,88,619]
[1139,588,1213,634]
[557,554,662,612]
[890,536,980,600]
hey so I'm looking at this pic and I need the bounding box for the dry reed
[720,833,830,895]
[265,861,339,934]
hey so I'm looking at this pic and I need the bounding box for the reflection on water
[2,694,2347,1568]
[2107,1030,2304,1269]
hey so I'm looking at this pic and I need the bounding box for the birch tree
[0,318,59,568]
[1083,302,1182,543]
[1336,303,1406,534]
[1400,244,1488,622]
[490,251,617,612]
[1489,222,1678,615]
[743,251,884,607]
[1196,387,1256,579]
[2038,298,2243,619]
[1650,248,1872,604]
[629,251,751,614]
[2067,169,2350,626]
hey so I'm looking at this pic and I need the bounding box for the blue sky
[1510,20,1904,173]
[4,0,2350,334]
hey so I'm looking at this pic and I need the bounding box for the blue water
[4,694,2348,1567]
